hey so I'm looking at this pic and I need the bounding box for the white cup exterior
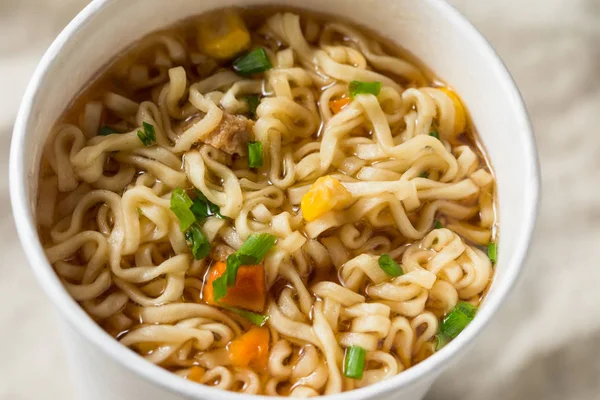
[9,0,540,399]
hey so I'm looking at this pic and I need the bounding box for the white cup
[9,0,540,399]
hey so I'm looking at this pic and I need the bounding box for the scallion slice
[137,122,156,146]
[212,233,277,302]
[233,48,272,76]
[212,273,228,302]
[213,256,237,302]
[419,171,429,179]
[487,242,497,263]
[237,233,277,265]
[99,125,118,136]
[170,187,219,260]
[434,219,443,229]
[170,188,196,231]
[378,254,404,277]
[440,301,477,340]
[435,333,450,351]
[223,306,269,326]
[185,223,210,260]
[225,254,243,287]
[190,190,222,220]
[244,95,260,118]
[213,255,243,301]
[349,80,382,98]
[429,130,440,140]
[248,141,263,168]
[344,346,367,379]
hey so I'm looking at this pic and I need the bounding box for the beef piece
[205,113,252,156]
[178,112,253,156]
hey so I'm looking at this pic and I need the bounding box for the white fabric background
[0,0,598,399]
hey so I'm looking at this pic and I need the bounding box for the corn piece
[301,176,353,221]
[197,10,251,60]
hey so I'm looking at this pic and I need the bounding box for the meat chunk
[205,113,252,156]
[177,112,252,156]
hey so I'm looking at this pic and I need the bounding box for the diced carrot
[228,326,270,370]
[187,366,205,383]
[203,261,266,312]
[329,97,351,114]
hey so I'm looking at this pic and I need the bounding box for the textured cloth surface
[1,1,598,399]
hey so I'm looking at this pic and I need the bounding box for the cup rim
[9,0,540,398]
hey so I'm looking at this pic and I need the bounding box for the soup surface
[37,7,497,396]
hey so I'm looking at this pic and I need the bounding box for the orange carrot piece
[228,326,270,370]
[329,97,351,114]
[203,261,266,312]
[187,366,205,383]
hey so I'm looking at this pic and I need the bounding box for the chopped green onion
[237,233,277,265]
[185,223,210,260]
[435,333,450,350]
[212,233,277,302]
[143,122,155,135]
[137,207,143,217]
[378,254,404,277]
[344,346,367,379]
[349,80,382,98]
[487,242,497,263]
[170,188,196,231]
[212,273,228,302]
[99,125,118,136]
[233,48,272,76]
[434,219,443,229]
[223,306,269,326]
[440,301,477,340]
[429,130,440,140]
[171,187,218,260]
[212,255,241,302]
[190,189,222,220]
[244,95,260,118]
[137,122,156,146]
[419,171,429,179]
[225,254,243,287]
[248,141,263,168]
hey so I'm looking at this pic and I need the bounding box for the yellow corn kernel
[439,87,466,135]
[301,176,353,222]
[197,10,251,60]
